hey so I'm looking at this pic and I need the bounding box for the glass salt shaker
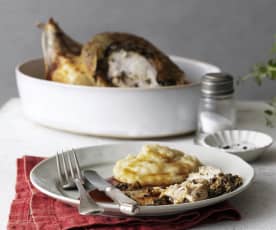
[194,73,236,145]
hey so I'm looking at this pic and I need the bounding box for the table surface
[1,98,276,230]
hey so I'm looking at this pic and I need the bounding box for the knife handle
[105,187,139,215]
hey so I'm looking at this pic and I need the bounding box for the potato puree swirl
[113,144,201,186]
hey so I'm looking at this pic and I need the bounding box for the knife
[84,170,140,215]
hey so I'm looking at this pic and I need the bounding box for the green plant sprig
[240,59,276,85]
[265,97,276,128]
[239,36,276,127]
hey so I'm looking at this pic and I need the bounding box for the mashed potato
[113,144,201,186]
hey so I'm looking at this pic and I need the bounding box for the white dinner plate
[30,142,254,216]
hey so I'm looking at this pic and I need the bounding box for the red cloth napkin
[8,156,241,229]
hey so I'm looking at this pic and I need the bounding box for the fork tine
[61,151,69,182]
[67,152,75,179]
[58,151,103,214]
[72,149,82,180]
[56,152,64,185]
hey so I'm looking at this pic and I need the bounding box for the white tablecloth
[1,98,276,229]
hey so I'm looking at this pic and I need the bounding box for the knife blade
[84,170,139,215]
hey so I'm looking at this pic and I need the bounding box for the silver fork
[56,150,104,215]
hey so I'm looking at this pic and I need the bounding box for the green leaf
[269,70,276,79]
[268,97,276,108]
[268,59,276,67]
[258,65,267,73]
[265,117,274,128]
[264,110,273,116]
[254,74,263,85]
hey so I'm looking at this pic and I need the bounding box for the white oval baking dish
[16,56,220,138]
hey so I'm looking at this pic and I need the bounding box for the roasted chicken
[39,18,189,87]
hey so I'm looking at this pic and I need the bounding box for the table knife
[84,170,140,215]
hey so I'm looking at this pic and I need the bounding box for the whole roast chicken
[39,18,189,88]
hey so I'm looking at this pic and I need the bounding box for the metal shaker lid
[201,73,234,96]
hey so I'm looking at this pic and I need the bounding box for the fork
[56,150,104,215]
